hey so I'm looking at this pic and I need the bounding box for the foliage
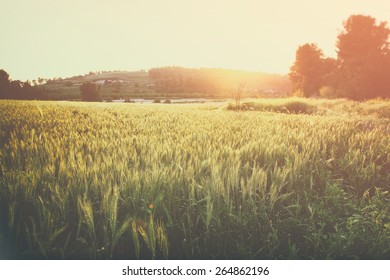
[149,67,217,94]
[149,67,290,96]
[0,70,10,97]
[289,43,325,97]
[336,15,390,100]
[291,15,390,100]
[79,82,102,102]
[228,98,316,114]
[0,69,46,100]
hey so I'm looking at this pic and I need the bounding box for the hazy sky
[1,0,390,80]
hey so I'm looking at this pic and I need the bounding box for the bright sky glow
[1,0,390,80]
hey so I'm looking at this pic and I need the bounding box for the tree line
[0,70,47,100]
[148,67,289,96]
[149,67,218,94]
[290,15,390,100]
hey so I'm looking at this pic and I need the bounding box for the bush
[282,100,316,114]
[80,82,102,102]
[227,99,316,114]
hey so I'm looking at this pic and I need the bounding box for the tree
[337,15,390,99]
[21,81,33,100]
[8,80,22,99]
[80,82,102,101]
[0,69,11,99]
[289,43,324,97]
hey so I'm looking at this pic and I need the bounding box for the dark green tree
[80,82,102,101]
[0,69,11,99]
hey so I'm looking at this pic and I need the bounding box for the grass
[227,97,390,118]
[228,98,317,114]
[0,99,389,259]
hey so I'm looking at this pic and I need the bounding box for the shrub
[227,99,316,114]
[80,82,102,102]
[282,100,316,114]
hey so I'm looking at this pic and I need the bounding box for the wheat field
[0,99,389,259]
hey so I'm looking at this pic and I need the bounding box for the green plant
[0,99,388,259]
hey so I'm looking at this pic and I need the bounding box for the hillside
[40,71,153,100]
[38,68,290,100]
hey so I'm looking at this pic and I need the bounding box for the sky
[1,0,390,81]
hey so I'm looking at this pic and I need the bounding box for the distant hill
[40,70,154,100]
[63,70,150,83]
[38,68,290,100]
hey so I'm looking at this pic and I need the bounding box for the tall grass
[0,99,389,259]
